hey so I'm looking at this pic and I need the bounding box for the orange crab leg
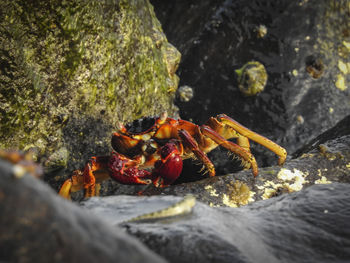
[58,156,110,199]
[200,125,259,177]
[217,114,287,165]
[178,129,216,177]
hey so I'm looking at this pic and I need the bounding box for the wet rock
[0,0,180,189]
[151,0,350,172]
[0,158,166,263]
[83,183,350,263]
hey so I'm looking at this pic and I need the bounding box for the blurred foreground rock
[0,158,165,263]
[84,183,350,263]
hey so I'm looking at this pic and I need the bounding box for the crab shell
[111,114,184,171]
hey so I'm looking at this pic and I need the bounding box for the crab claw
[152,140,183,187]
[108,152,153,185]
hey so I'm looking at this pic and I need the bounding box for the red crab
[59,113,287,199]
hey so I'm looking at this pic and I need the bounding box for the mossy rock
[0,0,181,182]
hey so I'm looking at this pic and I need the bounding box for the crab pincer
[108,152,153,185]
[151,141,183,187]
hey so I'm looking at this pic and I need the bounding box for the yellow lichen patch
[335,74,347,91]
[346,163,350,169]
[338,60,348,74]
[342,40,350,51]
[204,185,219,197]
[319,144,344,160]
[260,179,291,200]
[261,185,284,200]
[300,153,315,159]
[222,181,254,207]
[315,176,332,184]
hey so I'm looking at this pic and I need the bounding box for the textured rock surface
[151,0,350,173]
[0,0,180,188]
[83,183,350,263]
[0,158,166,263]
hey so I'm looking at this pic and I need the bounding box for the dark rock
[151,0,350,173]
[0,158,166,263]
[83,183,350,263]
[294,114,350,157]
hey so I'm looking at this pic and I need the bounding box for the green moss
[0,0,180,171]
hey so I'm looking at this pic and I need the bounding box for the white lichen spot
[12,165,27,179]
[204,185,219,197]
[324,210,328,214]
[256,185,266,190]
[277,168,309,192]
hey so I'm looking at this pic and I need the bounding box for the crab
[58,113,287,199]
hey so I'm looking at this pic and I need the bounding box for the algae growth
[0,0,180,170]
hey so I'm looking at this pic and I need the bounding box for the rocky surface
[0,0,180,190]
[1,2,350,262]
[84,114,350,207]
[0,157,166,263]
[83,183,350,263]
[151,0,350,173]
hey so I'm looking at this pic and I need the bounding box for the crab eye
[125,117,156,134]
[141,140,158,155]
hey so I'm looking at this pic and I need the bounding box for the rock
[83,183,350,263]
[0,0,180,190]
[151,0,350,172]
[98,114,350,207]
[0,157,166,263]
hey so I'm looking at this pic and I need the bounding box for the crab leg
[58,156,110,199]
[216,114,287,165]
[178,129,216,177]
[200,125,259,177]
